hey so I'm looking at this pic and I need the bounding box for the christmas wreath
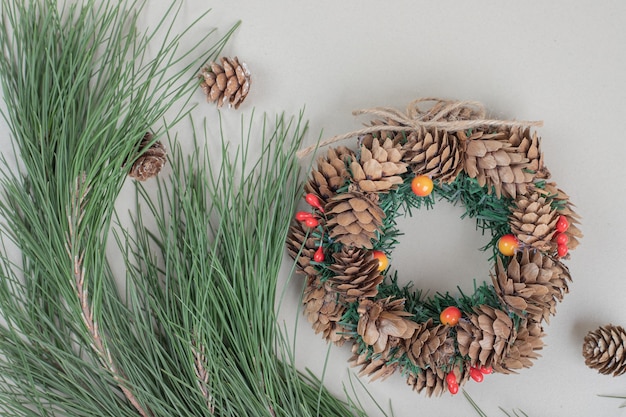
[287,98,582,396]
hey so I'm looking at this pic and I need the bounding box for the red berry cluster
[294,194,326,262]
[446,366,492,395]
[554,215,570,258]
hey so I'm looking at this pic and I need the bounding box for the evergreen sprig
[124,113,371,416]
[0,0,237,415]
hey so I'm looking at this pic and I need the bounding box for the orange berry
[372,250,388,272]
[440,306,462,326]
[411,175,434,197]
[498,234,519,256]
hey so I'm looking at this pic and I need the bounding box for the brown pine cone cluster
[284,99,581,397]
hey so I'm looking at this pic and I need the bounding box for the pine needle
[0,0,235,415]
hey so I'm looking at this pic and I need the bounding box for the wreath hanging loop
[287,97,581,397]
[296,97,543,159]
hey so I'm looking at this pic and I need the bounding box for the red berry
[295,211,314,221]
[446,371,457,386]
[469,367,484,383]
[372,250,389,272]
[557,244,568,257]
[440,306,462,326]
[305,193,324,212]
[411,175,434,197]
[479,365,493,374]
[448,382,459,395]
[313,246,325,262]
[556,215,570,233]
[555,232,569,246]
[498,234,519,256]
[304,217,319,228]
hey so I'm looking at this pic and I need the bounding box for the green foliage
[124,113,370,416]
[0,0,239,415]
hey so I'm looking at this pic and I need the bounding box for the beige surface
[5,1,626,416]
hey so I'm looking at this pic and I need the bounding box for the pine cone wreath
[199,56,250,109]
[583,324,626,376]
[325,189,385,249]
[128,132,166,181]
[509,192,559,252]
[328,247,383,303]
[356,297,419,354]
[349,137,407,193]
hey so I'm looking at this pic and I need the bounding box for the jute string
[296,97,543,159]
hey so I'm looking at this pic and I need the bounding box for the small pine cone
[302,276,349,345]
[129,132,166,181]
[286,220,318,276]
[349,341,404,382]
[456,304,515,368]
[509,192,559,252]
[304,147,354,205]
[403,128,463,183]
[492,249,572,323]
[326,190,385,249]
[406,367,447,397]
[494,320,544,374]
[357,298,419,354]
[461,129,530,199]
[328,247,383,303]
[199,56,251,109]
[350,137,407,193]
[404,319,455,369]
[537,182,583,253]
[509,127,550,179]
[583,324,626,376]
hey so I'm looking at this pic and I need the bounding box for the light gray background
[5,1,626,416]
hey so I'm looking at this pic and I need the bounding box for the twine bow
[296,97,543,159]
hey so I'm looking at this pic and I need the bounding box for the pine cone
[286,221,318,276]
[328,247,383,303]
[350,137,407,193]
[504,127,548,195]
[129,132,166,181]
[509,192,559,252]
[326,189,385,249]
[407,364,469,397]
[583,324,626,376]
[349,342,403,382]
[302,276,349,345]
[304,147,354,205]
[456,304,515,368]
[199,56,251,109]
[404,319,455,369]
[403,128,463,183]
[461,129,531,199]
[493,320,544,374]
[357,298,419,354]
[492,249,571,323]
[538,182,583,253]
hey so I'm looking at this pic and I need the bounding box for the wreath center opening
[391,201,492,295]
